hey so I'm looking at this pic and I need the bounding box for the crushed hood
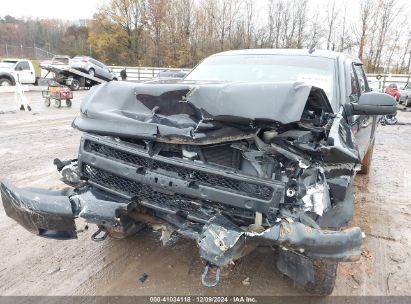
[73,81,333,144]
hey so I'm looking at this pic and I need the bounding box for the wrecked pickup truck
[0,49,397,294]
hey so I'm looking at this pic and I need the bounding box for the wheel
[303,259,338,295]
[55,99,62,108]
[88,68,95,77]
[383,114,398,125]
[71,79,80,91]
[359,139,375,175]
[66,99,72,107]
[112,78,118,81]
[406,97,411,107]
[0,78,12,86]
[44,98,51,107]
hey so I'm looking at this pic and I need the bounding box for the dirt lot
[0,91,411,296]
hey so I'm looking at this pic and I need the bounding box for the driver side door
[14,61,35,84]
[348,63,376,160]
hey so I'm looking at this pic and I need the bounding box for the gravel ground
[0,91,411,296]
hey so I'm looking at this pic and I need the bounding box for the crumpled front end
[0,176,362,261]
[0,121,363,265]
[1,81,364,290]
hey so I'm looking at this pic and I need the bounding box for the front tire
[303,259,338,295]
[55,99,61,108]
[44,98,51,107]
[88,68,95,77]
[66,99,72,107]
[71,79,80,91]
[0,78,12,86]
[406,97,411,107]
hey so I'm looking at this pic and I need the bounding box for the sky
[1,0,409,22]
[0,0,102,21]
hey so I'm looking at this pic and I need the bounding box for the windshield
[0,61,17,68]
[186,54,336,102]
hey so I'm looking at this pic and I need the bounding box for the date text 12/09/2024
[148,296,257,303]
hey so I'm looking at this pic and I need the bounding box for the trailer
[40,64,107,91]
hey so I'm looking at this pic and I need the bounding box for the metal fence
[0,44,55,60]
[367,74,410,91]
[108,68,410,86]
[34,60,411,86]
[110,66,192,82]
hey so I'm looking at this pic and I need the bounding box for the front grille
[82,164,216,221]
[201,145,241,168]
[84,140,273,200]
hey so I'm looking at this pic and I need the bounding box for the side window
[354,64,366,94]
[350,63,367,102]
[15,61,30,71]
[350,69,359,102]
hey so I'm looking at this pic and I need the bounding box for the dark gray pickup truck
[0,49,397,294]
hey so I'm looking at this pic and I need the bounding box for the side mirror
[350,92,397,115]
[16,66,23,71]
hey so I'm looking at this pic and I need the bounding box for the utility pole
[407,50,411,83]
[407,50,411,73]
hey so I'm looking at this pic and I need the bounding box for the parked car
[0,49,396,295]
[70,56,117,81]
[384,83,401,101]
[0,58,36,86]
[156,69,189,79]
[399,82,411,106]
[40,55,71,69]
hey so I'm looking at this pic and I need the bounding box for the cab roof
[1,58,29,61]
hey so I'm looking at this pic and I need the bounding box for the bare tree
[357,0,375,61]
[146,0,167,66]
[94,0,146,63]
[244,0,255,48]
[326,0,338,50]
[371,0,397,71]
[267,0,285,48]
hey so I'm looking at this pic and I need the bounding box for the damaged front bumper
[0,180,362,264]
[0,181,77,239]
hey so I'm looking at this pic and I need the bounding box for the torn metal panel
[72,189,128,227]
[197,214,362,266]
[199,215,246,266]
[322,114,361,163]
[302,183,331,216]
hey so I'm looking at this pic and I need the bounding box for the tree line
[1,0,410,73]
